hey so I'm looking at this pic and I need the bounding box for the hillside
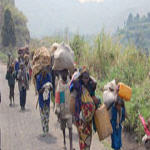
[117,12,150,52]
[0,0,30,49]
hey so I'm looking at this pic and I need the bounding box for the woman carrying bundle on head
[70,67,100,150]
[55,69,73,150]
[36,66,53,137]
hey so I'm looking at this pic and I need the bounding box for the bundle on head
[32,47,51,89]
[18,46,29,56]
[52,42,75,75]
[50,43,59,56]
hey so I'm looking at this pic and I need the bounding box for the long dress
[70,80,96,150]
[111,105,125,150]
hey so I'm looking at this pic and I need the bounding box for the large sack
[50,43,59,56]
[18,46,29,55]
[33,47,50,66]
[32,47,51,88]
[94,104,113,141]
[104,80,117,91]
[49,43,60,67]
[53,43,74,73]
[103,80,117,109]
[103,90,117,109]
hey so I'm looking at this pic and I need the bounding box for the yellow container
[118,82,132,101]
[94,104,113,141]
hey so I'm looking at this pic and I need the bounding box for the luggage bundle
[32,47,51,87]
[103,80,132,109]
[52,43,75,74]
[18,46,29,55]
[103,80,118,109]
[94,104,113,141]
[94,81,132,142]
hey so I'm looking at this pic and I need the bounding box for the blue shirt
[36,72,52,108]
[15,61,20,73]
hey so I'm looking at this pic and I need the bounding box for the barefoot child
[55,69,73,150]
[6,64,16,106]
[139,115,150,149]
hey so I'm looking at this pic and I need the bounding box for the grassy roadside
[0,51,8,64]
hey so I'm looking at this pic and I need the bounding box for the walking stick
[36,98,38,109]
[36,91,39,109]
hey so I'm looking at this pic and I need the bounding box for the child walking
[6,64,16,106]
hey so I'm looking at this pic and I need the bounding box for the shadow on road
[18,108,31,113]
[37,133,57,145]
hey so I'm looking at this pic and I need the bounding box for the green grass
[0,51,8,63]
[29,31,150,141]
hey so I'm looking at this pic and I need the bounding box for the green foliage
[30,30,150,141]
[70,34,85,63]
[117,12,150,50]
[0,1,30,49]
[5,5,30,47]
[0,51,8,63]
[1,8,16,47]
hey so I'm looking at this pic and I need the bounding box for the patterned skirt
[39,104,50,134]
[76,119,92,150]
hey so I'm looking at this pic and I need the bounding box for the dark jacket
[6,70,16,86]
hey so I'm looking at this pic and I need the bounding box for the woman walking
[70,67,100,150]
[36,67,53,136]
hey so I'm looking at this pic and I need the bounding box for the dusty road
[0,62,146,150]
[0,63,107,150]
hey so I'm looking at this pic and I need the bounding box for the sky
[15,0,150,38]
[78,0,104,3]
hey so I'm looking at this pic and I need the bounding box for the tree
[127,13,133,26]
[147,12,150,21]
[1,8,16,47]
[135,13,140,22]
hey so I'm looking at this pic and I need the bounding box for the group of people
[5,50,31,110]
[4,46,150,150]
[34,63,127,150]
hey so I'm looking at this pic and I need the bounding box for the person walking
[110,98,126,150]
[70,67,100,150]
[17,63,29,111]
[6,64,16,106]
[55,69,73,150]
[36,67,53,136]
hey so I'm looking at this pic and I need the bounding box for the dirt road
[0,63,107,150]
[0,62,146,150]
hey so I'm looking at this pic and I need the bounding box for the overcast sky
[15,0,150,38]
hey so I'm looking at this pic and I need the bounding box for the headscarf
[69,66,89,120]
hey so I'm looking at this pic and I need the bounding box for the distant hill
[15,0,150,38]
[117,12,150,52]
